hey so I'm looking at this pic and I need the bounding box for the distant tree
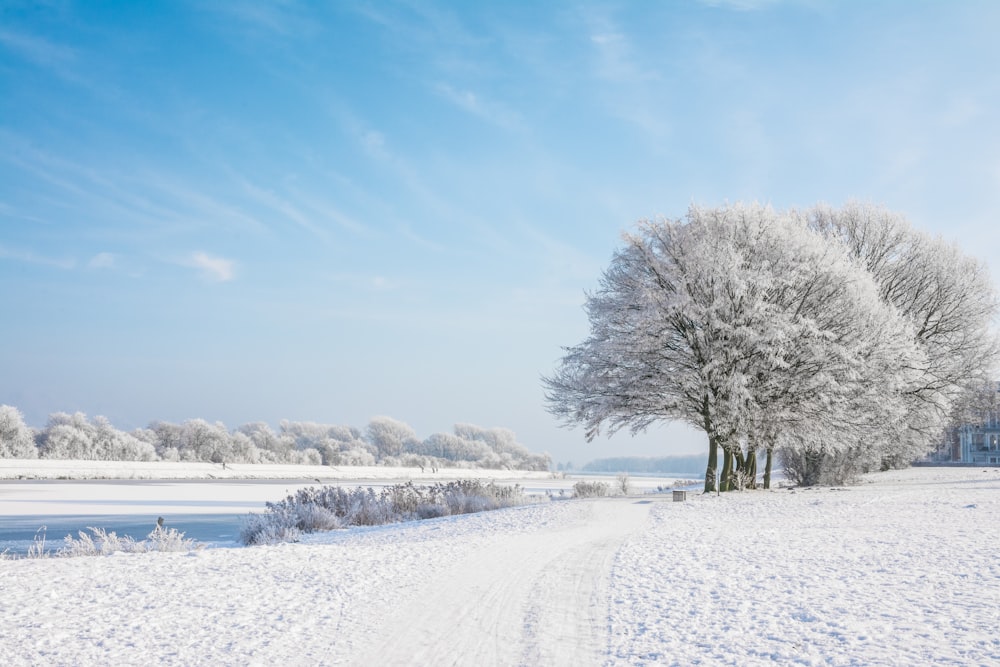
[279,420,371,465]
[0,405,37,459]
[366,416,419,460]
[239,422,294,461]
[90,416,156,461]
[179,419,232,463]
[228,432,262,463]
[455,424,529,458]
[948,380,1000,430]
[1,405,548,470]
[417,432,492,462]
[39,412,96,459]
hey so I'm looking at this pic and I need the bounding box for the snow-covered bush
[616,473,631,495]
[146,524,197,552]
[241,481,529,545]
[240,513,303,546]
[59,527,140,557]
[779,447,867,487]
[56,524,197,557]
[573,480,609,498]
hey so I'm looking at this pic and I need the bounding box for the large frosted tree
[545,203,923,491]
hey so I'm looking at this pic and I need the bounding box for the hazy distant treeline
[580,455,705,475]
[0,405,551,471]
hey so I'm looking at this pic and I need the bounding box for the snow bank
[3,466,995,665]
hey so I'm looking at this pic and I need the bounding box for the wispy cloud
[0,243,76,270]
[583,14,671,142]
[238,179,335,244]
[280,181,372,239]
[433,83,522,131]
[324,271,401,292]
[589,31,653,84]
[201,1,321,40]
[1,132,268,239]
[698,0,782,9]
[0,28,76,70]
[87,252,116,270]
[186,252,236,282]
[397,223,446,253]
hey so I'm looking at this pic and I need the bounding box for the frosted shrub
[241,480,528,545]
[54,524,197,557]
[616,473,631,495]
[146,525,196,552]
[241,513,303,546]
[573,480,610,498]
[59,527,140,557]
[780,448,866,487]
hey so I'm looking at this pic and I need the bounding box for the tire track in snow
[348,498,653,666]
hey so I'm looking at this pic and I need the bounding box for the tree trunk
[704,436,718,493]
[734,448,748,490]
[744,449,757,490]
[764,448,773,489]
[702,397,717,493]
[719,447,733,492]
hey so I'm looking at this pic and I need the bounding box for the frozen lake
[1,513,246,555]
[0,479,304,555]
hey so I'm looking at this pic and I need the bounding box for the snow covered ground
[2,466,998,665]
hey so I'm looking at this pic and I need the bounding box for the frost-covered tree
[0,405,37,459]
[416,432,492,463]
[455,424,527,458]
[39,412,96,459]
[223,431,257,463]
[149,420,184,459]
[238,422,295,462]
[545,203,922,491]
[948,379,1000,430]
[3,404,545,469]
[178,419,233,463]
[90,416,156,461]
[366,416,419,460]
[278,420,371,465]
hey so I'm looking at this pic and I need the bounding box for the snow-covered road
[351,498,651,666]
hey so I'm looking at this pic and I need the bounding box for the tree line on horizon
[546,202,999,490]
[0,406,551,472]
[575,455,706,475]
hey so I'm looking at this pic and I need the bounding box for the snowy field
[2,466,998,665]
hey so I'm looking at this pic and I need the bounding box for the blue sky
[2,0,999,465]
